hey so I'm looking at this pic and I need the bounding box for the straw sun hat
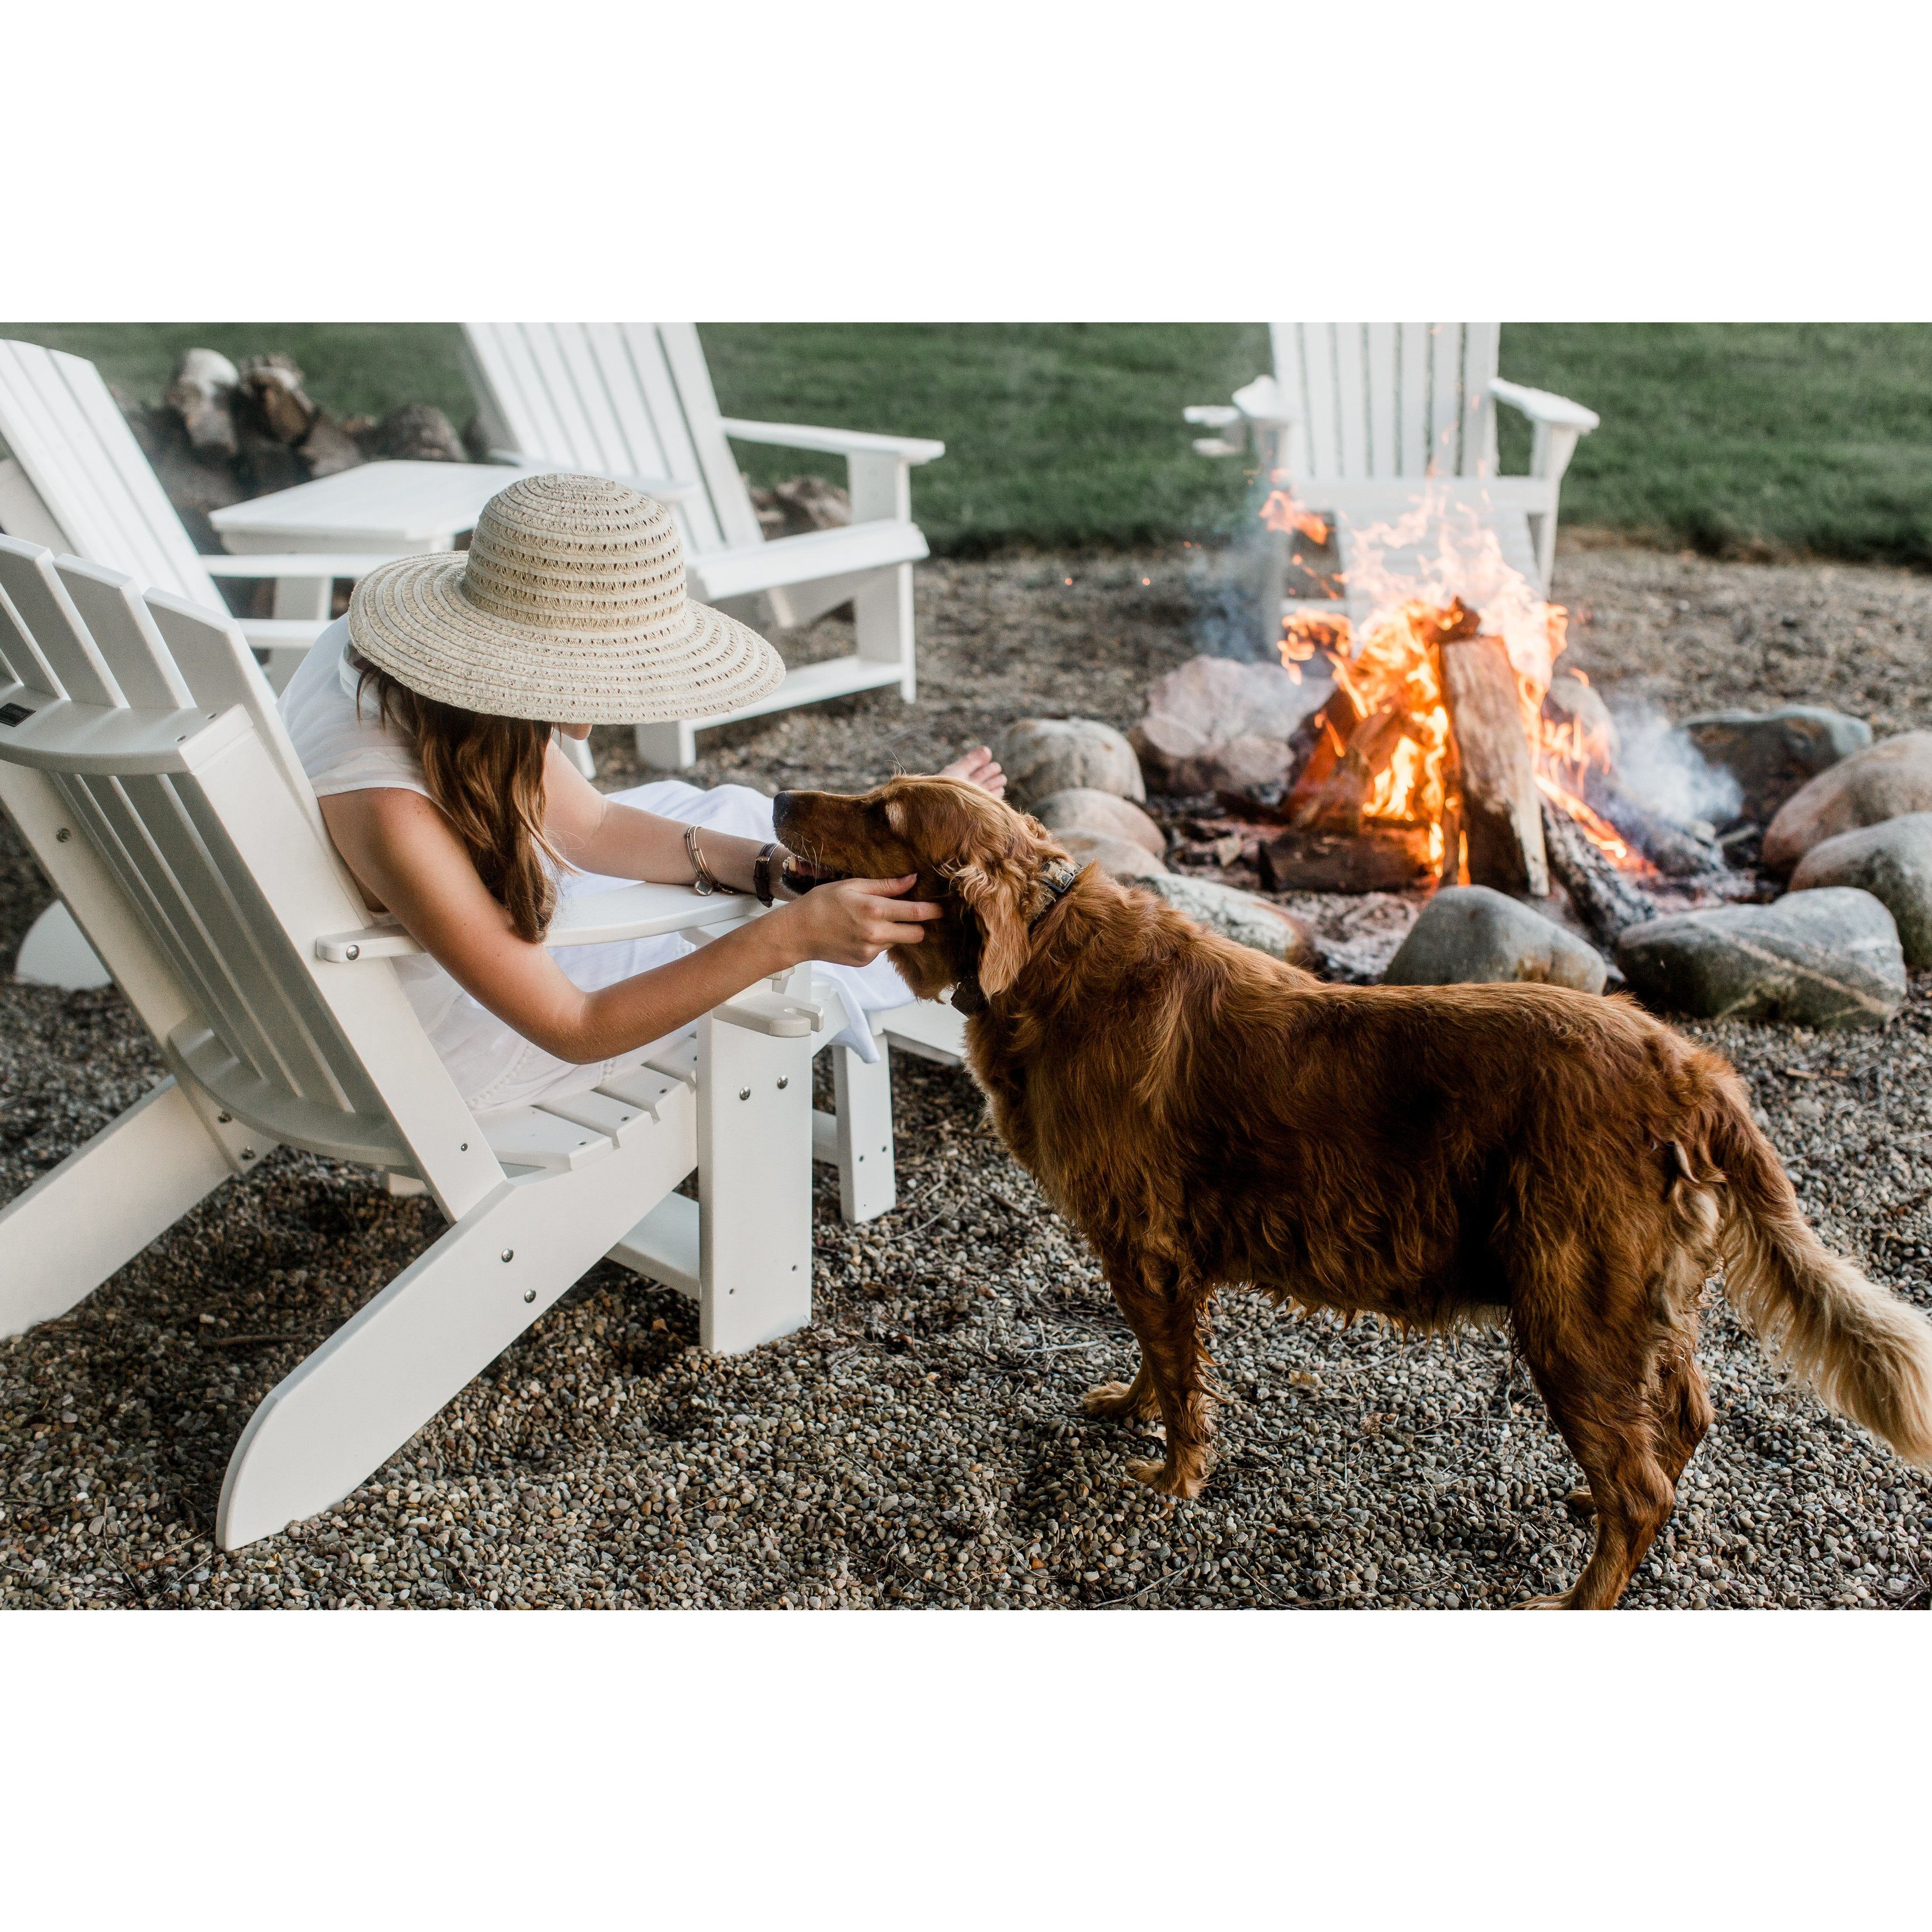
[346,471,785,724]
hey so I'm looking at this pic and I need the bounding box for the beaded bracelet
[683,822,738,897]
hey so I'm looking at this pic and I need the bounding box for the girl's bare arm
[318,785,937,1065]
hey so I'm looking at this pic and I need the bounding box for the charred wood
[1580,768,1726,877]
[1541,803,1657,949]
[1259,825,1435,892]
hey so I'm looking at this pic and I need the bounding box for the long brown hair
[353,654,562,942]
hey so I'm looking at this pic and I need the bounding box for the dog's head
[774,775,1073,1004]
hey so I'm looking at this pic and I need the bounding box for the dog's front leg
[1102,1252,1216,1499]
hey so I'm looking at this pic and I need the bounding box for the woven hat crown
[345,471,785,725]
[458,473,694,641]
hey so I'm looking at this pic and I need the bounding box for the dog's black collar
[1027,856,1082,931]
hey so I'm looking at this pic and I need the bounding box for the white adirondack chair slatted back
[461,323,765,553]
[0,341,223,608]
[1270,323,1500,482]
[0,536,497,1216]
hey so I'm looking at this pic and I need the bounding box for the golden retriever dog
[775,774,1932,1609]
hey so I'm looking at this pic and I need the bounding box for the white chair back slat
[0,542,123,707]
[579,325,673,480]
[161,774,391,1116]
[1331,325,1368,477]
[1397,322,1431,475]
[1365,323,1398,478]
[1458,322,1501,478]
[612,326,727,550]
[0,576,66,698]
[52,558,194,711]
[545,325,647,477]
[655,325,767,550]
[1296,324,1341,480]
[0,341,216,604]
[145,590,325,835]
[523,325,629,474]
[55,770,268,1066]
[468,325,578,467]
[1427,322,1467,475]
[118,771,368,1107]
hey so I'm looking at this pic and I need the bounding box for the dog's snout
[771,790,797,838]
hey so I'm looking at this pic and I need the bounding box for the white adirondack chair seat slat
[0,532,840,1548]
[1188,323,1599,592]
[462,323,944,769]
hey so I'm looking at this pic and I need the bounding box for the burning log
[1579,769,1726,878]
[1541,803,1656,951]
[1440,628,1549,896]
[1259,825,1436,893]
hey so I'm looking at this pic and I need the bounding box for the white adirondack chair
[461,324,944,769]
[0,530,860,1548]
[1185,322,1599,593]
[0,338,411,989]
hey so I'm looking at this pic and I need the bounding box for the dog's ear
[950,847,1033,996]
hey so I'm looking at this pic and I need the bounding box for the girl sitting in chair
[280,471,1000,1116]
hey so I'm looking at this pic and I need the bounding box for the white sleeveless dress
[278,619,909,1114]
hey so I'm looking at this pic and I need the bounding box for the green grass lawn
[5,322,1929,565]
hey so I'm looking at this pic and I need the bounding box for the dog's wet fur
[776,775,1932,1607]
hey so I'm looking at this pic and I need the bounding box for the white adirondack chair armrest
[1488,379,1600,432]
[202,553,425,578]
[715,418,946,465]
[315,883,761,962]
[687,521,928,602]
[1232,374,1299,427]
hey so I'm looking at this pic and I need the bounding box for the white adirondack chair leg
[852,562,916,702]
[827,1042,896,1223]
[13,900,110,989]
[697,1011,813,1352]
[0,1078,237,1336]
[634,718,698,771]
[217,1126,689,1549]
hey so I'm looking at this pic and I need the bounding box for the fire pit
[1156,489,1759,962]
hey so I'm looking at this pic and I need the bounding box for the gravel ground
[3,537,1930,1612]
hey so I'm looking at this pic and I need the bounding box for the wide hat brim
[347,549,786,725]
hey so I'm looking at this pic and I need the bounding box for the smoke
[1608,700,1743,829]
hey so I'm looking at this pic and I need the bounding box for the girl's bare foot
[940,746,1005,798]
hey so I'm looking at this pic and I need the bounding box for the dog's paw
[1126,1455,1206,1500]
[1082,1379,1154,1421]
[1514,1588,1580,1611]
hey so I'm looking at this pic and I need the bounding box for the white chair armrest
[204,553,412,578]
[688,521,928,601]
[715,417,946,465]
[316,884,760,962]
[1488,378,1600,433]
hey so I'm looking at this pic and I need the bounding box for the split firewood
[1440,630,1548,896]
[1259,825,1435,893]
[296,409,367,479]
[1541,803,1656,950]
[366,403,467,463]
[163,348,240,457]
[1581,768,1725,878]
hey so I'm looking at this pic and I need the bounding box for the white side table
[210,460,699,619]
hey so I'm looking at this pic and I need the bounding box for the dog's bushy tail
[1700,1078,1932,1466]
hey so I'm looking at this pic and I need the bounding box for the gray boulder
[1129,654,1322,797]
[995,718,1145,808]
[1614,887,1907,1029]
[1033,787,1166,858]
[1788,812,1932,967]
[1383,886,1606,994]
[1060,831,1167,883]
[1681,705,1872,824]
[1136,872,1317,966]
[1763,731,1932,871]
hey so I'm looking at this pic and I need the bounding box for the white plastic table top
[210,460,700,555]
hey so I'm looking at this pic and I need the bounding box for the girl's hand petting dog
[776,873,942,968]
